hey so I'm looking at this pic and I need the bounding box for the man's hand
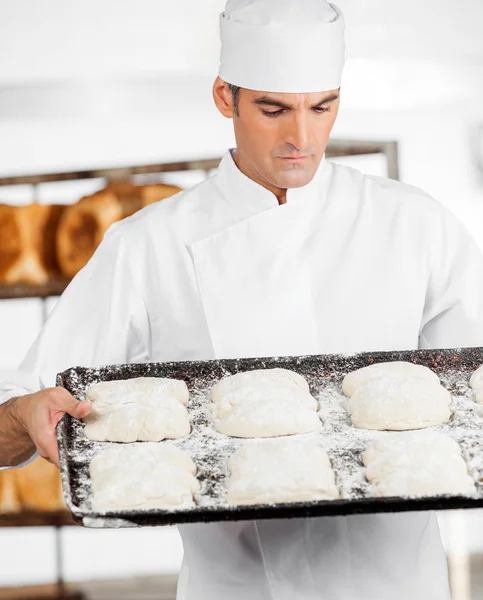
[2,388,91,468]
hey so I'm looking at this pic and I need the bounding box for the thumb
[52,389,92,419]
[72,400,92,419]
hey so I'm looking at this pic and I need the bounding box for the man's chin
[273,170,315,189]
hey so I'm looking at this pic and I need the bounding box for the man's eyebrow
[312,94,339,107]
[252,93,339,110]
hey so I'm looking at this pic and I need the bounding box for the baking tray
[56,347,483,528]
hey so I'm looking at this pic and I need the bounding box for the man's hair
[228,83,241,116]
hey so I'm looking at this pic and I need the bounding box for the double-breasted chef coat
[3,148,483,599]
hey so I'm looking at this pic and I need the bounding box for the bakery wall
[1,0,483,594]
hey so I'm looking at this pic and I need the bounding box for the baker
[2,0,483,598]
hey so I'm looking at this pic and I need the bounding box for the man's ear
[212,76,235,118]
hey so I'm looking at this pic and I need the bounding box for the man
[1,0,483,598]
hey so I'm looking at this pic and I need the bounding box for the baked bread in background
[14,457,65,511]
[0,181,183,282]
[56,181,182,278]
[56,190,123,279]
[0,457,66,514]
[141,183,182,207]
[105,180,144,216]
[0,203,66,285]
[0,470,21,513]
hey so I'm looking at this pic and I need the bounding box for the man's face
[223,84,340,194]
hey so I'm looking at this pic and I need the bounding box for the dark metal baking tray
[56,347,483,528]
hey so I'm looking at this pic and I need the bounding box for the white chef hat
[218,0,345,93]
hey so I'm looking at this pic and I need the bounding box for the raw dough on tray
[90,443,199,511]
[212,369,320,438]
[362,432,476,497]
[227,441,339,505]
[216,394,321,437]
[470,364,483,390]
[342,361,440,398]
[349,377,451,430]
[213,385,318,419]
[83,377,190,442]
[211,368,310,403]
[86,376,189,405]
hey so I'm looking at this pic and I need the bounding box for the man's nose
[284,114,310,152]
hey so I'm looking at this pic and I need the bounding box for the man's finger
[50,388,91,419]
[72,400,92,419]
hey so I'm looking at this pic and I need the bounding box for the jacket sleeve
[419,204,483,349]
[0,222,151,468]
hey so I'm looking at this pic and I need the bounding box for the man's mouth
[280,156,308,162]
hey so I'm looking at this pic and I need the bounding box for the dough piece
[86,377,189,405]
[363,432,461,481]
[342,361,440,398]
[216,394,321,438]
[214,385,318,419]
[83,377,190,442]
[470,364,483,390]
[349,377,451,430]
[90,443,199,512]
[362,432,476,497]
[84,395,190,442]
[477,388,483,404]
[212,368,318,438]
[212,368,309,403]
[227,441,339,505]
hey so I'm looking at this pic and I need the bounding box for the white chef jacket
[3,148,483,599]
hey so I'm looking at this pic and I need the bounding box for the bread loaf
[141,183,182,207]
[106,180,182,210]
[0,470,21,513]
[14,457,65,511]
[0,203,66,285]
[105,180,144,217]
[56,190,123,278]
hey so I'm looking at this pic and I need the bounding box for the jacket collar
[214,147,329,218]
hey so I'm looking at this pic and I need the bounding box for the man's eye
[262,109,285,117]
[262,107,330,117]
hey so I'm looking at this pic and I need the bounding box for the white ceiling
[0,0,482,86]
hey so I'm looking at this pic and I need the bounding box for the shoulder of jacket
[329,161,448,216]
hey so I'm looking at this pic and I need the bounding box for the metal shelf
[0,140,399,187]
[0,278,71,300]
[0,510,77,528]
[0,157,222,186]
[326,139,399,180]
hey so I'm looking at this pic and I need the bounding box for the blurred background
[1,0,483,598]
